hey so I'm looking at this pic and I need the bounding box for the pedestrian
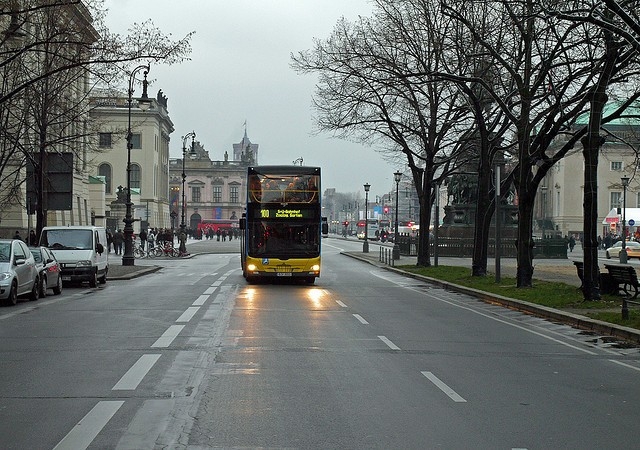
[113,229,124,255]
[148,228,155,250]
[13,230,22,241]
[29,230,38,246]
[106,230,113,252]
[568,234,576,252]
[139,228,148,251]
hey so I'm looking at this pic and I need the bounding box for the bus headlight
[311,264,320,272]
[247,263,257,271]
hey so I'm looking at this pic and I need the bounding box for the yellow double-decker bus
[239,166,327,284]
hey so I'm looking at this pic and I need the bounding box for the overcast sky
[102,0,398,196]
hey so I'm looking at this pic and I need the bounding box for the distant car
[29,246,62,297]
[0,239,40,306]
[605,240,640,259]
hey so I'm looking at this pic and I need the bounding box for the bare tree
[441,0,640,288]
[292,0,477,266]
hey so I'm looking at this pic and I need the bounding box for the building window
[230,186,239,203]
[611,161,623,171]
[192,186,201,203]
[99,132,112,148]
[130,164,141,190]
[131,133,142,149]
[611,191,622,211]
[98,163,112,194]
[213,185,222,202]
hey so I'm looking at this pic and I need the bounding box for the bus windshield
[248,221,320,257]
[249,173,319,204]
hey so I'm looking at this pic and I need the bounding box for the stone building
[89,89,174,233]
[168,132,258,234]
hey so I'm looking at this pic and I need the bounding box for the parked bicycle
[151,242,179,257]
[133,244,153,259]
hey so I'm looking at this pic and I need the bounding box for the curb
[107,265,162,281]
[342,252,640,345]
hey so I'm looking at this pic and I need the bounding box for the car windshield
[0,243,10,262]
[40,230,93,250]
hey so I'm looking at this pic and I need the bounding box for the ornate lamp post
[123,64,151,266]
[392,171,402,260]
[620,175,630,263]
[363,183,370,253]
[179,131,196,255]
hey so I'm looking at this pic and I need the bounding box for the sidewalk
[341,246,640,344]
[106,237,240,280]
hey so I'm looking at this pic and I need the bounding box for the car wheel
[52,276,62,295]
[606,252,611,259]
[98,268,107,285]
[89,270,98,288]
[4,282,18,306]
[29,277,40,301]
[39,275,48,298]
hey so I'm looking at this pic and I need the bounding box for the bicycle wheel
[152,246,164,257]
[170,247,180,257]
[133,247,144,258]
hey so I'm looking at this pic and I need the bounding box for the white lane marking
[112,354,161,390]
[609,359,640,372]
[176,307,200,323]
[336,300,348,308]
[203,287,216,295]
[53,401,124,450]
[370,271,599,356]
[378,335,400,350]
[421,371,467,403]
[211,280,222,287]
[353,314,369,324]
[193,294,209,306]
[151,325,185,348]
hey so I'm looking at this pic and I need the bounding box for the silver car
[0,239,40,306]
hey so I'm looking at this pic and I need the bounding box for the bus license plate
[62,276,71,281]
[276,273,292,277]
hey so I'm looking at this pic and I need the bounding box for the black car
[29,246,63,297]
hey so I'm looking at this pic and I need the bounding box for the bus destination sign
[259,207,313,219]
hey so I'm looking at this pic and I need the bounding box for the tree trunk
[515,198,535,287]
[471,155,493,277]
[416,172,433,267]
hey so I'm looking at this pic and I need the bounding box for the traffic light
[383,206,389,214]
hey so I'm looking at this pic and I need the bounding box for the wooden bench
[604,264,640,299]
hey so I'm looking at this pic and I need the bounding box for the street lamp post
[620,175,630,263]
[179,131,196,255]
[363,183,370,253]
[123,64,151,266]
[392,171,402,260]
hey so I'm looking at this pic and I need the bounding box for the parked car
[605,240,640,259]
[29,246,62,297]
[0,239,40,306]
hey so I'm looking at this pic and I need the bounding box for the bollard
[622,297,629,320]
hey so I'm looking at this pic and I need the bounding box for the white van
[39,226,109,287]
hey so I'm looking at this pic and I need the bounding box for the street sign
[629,219,635,226]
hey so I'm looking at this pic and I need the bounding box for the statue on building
[115,185,128,203]
[224,151,228,162]
[156,90,168,108]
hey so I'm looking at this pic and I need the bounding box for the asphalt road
[0,237,638,449]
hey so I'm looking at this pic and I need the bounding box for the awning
[602,207,640,225]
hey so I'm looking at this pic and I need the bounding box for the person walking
[139,228,148,251]
[29,230,38,246]
[113,229,124,255]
